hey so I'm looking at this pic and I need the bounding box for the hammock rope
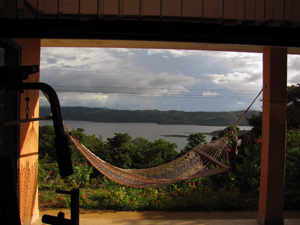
[43,88,263,188]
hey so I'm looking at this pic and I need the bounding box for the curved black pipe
[20,82,73,177]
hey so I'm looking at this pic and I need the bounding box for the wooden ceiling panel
[142,0,160,16]
[265,0,274,23]
[245,0,255,22]
[203,0,220,19]
[236,0,244,23]
[62,0,78,14]
[224,0,236,20]
[123,0,140,16]
[284,0,292,21]
[291,0,300,25]
[162,0,181,17]
[80,0,97,15]
[182,0,202,18]
[104,0,118,15]
[42,0,58,14]
[273,0,284,26]
[255,0,265,25]
[26,0,37,10]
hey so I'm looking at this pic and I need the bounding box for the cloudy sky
[40,47,300,112]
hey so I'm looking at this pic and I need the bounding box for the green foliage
[287,83,300,129]
[67,162,93,188]
[38,163,65,188]
[39,125,56,164]
[285,129,300,191]
[178,133,207,157]
[246,113,262,139]
[233,143,261,191]
[41,180,254,211]
[186,133,207,150]
[285,128,300,209]
[106,133,133,169]
[38,164,52,188]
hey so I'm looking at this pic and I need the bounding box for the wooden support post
[258,47,287,225]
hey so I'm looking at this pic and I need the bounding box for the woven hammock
[65,124,231,188]
[44,89,263,188]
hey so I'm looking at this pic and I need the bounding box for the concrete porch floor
[31,210,300,225]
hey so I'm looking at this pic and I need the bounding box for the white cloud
[288,55,300,85]
[147,49,166,55]
[40,92,108,107]
[147,49,201,57]
[202,90,218,97]
[208,71,262,92]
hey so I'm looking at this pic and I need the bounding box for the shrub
[66,162,93,188]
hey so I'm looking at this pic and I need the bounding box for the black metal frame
[42,188,79,225]
[0,65,73,177]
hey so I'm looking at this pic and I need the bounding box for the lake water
[39,120,251,152]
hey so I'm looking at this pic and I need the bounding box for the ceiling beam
[41,39,300,54]
[1,19,300,53]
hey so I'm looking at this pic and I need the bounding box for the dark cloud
[245,73,262,83]
[61,65,74,68]
[45,57,58,64]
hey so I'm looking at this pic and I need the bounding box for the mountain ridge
[39,106,260,126]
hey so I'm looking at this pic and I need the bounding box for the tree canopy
[38,127,179,170]
[287,83,300,129]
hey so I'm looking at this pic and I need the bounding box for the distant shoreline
[40,106,260,127]
[160,129,251,138]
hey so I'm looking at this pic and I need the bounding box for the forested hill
[39,106,260,126]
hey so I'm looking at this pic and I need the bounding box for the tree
[129,137,178,169]
[39,125,56,164]
[176,133,207,157]
[186,133,207,149]
[285,129,300,191]
[246,112,262,138]
[287,83,300,129]
[130,137,152,169]
[145,139,178,168]
[181,133,207,154]
[106,133,134,169]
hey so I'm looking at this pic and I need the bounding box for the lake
[39,120,251,152]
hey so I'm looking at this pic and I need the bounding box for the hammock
[46,89,263,188]
[65,124,231,188]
